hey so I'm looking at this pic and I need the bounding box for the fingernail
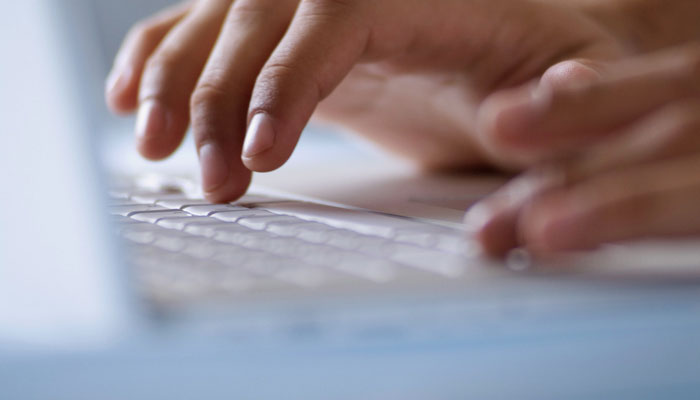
[105,65,131,95]
[199,142,230,194]
[135,100,167,140]
[242,113,276,159]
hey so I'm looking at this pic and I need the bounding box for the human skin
[105,0,626,203]
[465,0,700,256]
[468,44,700,256]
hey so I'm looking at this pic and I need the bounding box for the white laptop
[2,1,700,399]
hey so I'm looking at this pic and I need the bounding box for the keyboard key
[152,231,191,252]
[387,244,465,277]
[120,225,163,244]
[157,216,220,230]
[131,210,192,223]
[259,202,426,237]
[235,194,286,205]
[216,250,355,287]
[111,215,146,226]
[181,238,228,259]
[290,222,335,243]
[270,263,353,288]
[264,238,326,260]
[210,209,275,222]
[156,198,212,210]
[183,221,244,238]
[434,235,471,254]
[183,204,249,216]
[131,192,192,205]
[324,230,388,253]
[133,252,259,300]
[214,229,274,248]
[109,204,167,217]
[238,215,302,230]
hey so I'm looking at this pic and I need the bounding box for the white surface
[0,0,130,348]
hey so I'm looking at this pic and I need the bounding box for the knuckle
[302,0,355,9]
[257,61,325,105]
[143,51,180,79]
[139,55,179,100]
[261,62,302,80]
[229,0,275,21]
[190,83,238,147]
[191,82,230,111]
[299,0,360,20]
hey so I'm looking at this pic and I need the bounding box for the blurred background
[69,0,175,134]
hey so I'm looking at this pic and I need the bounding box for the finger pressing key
[191,0,300,202]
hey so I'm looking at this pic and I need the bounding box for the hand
[466,44,700,256]
[105,0,625,202]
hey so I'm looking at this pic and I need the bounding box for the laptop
[2,1,700,399]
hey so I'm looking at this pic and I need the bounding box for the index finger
[241,0,370,172]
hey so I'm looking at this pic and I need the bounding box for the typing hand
[105,0,624,203]
[467,44,700,256]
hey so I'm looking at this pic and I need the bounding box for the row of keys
[108,191,476,298]
[110,192,473,255]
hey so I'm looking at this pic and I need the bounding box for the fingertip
[134,100,186,160]
[203,167,252,204]
[519,193,592,254]
[464,199,520,258]
[136,139,178,161]
[540,59,602,91]
[105,86,136,115]
[105,65,139,115]
[198,140,252,204]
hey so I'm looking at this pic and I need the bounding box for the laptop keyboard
[109,179,480,305]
